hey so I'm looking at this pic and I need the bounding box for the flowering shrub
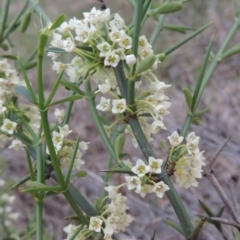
[0,0,240,239]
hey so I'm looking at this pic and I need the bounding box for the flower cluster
[125,157,169,198]
[168,131,205,189]
[46,123,89,172]
[63,186,133,240]
[48,7,171,149]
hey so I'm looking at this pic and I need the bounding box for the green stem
[0,0,10,42]
[63,90,76,125]
[36,201,43,240]
[37,48,88,225]
[85,79,117,161]
[115,62,193,238]
[195,18,240,108]
[150,14,166,46]
[132,0,144,74]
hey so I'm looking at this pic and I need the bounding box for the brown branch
[211,217,240,228]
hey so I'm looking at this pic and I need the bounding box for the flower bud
[135,54,156,75]
[125,54,136,66]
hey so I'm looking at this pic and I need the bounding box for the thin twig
[204,171,240,223]
[210,217,240,228]
[209,137,230,169]
[229,178,240,216]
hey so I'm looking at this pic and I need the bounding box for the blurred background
[1,0,240,239]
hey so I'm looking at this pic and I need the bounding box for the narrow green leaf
[17,57,38,103]
[28,0,51,23]
[1,54,17,60]
[23,60,37,70]
[0,0,11,41]
[222,43,240,59]
[60,79,85,95]
[49,95,84,106]
[100,168,133,174]
[46,46,67,53]
[69,183,97,216]
[69,226,83,240]
[233,0,240,18]
[46,70,64,106]
[10,174,31,190]
[114,134,125,159]
[191,37,213,111]
[151,2,183,14]
[21,181,61,192]
[20,10,32,33]
[216,206,225,217]
[14,85,35,104]
[164,22,212,56]
[70,171,88,180]
[3,0,28,39]
[193,108,210,117]
[183,88,193,110]
[163,24,195,34]
[164,219,184,236]
[50,14,66,30]
[199,200,214,217]
[189,218,206,240]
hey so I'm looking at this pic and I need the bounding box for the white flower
[96,97,111,112]
[153,181,169,198]
[83,7,100,24]
[98,79,111,94]
[54,108,65,123]
[125,54,136,66]
[52,131,64,153]
[138,35,149,49]
[167,131,183,147]
[109,30,125,43]
[1,119,17,135]
[97,42,112,57]
[62,38,76,52]
[125,176,141,190]
[135,184,153,198]
[75,23,96,43]
[104,52,120,67]
[98,8,111,22]
[112,48,126,60]
[89,217,103,232]
[186,132,200,143]
[118,36,132,49]
[8,139,24,150]
[59,125,72,137]
[151,120,166,134]
[109,13,125,30]
[104,186,118,199]
[52,61,66,73]
[148,157,163,174]
[112,99,126,114]
[131,159,149,177]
